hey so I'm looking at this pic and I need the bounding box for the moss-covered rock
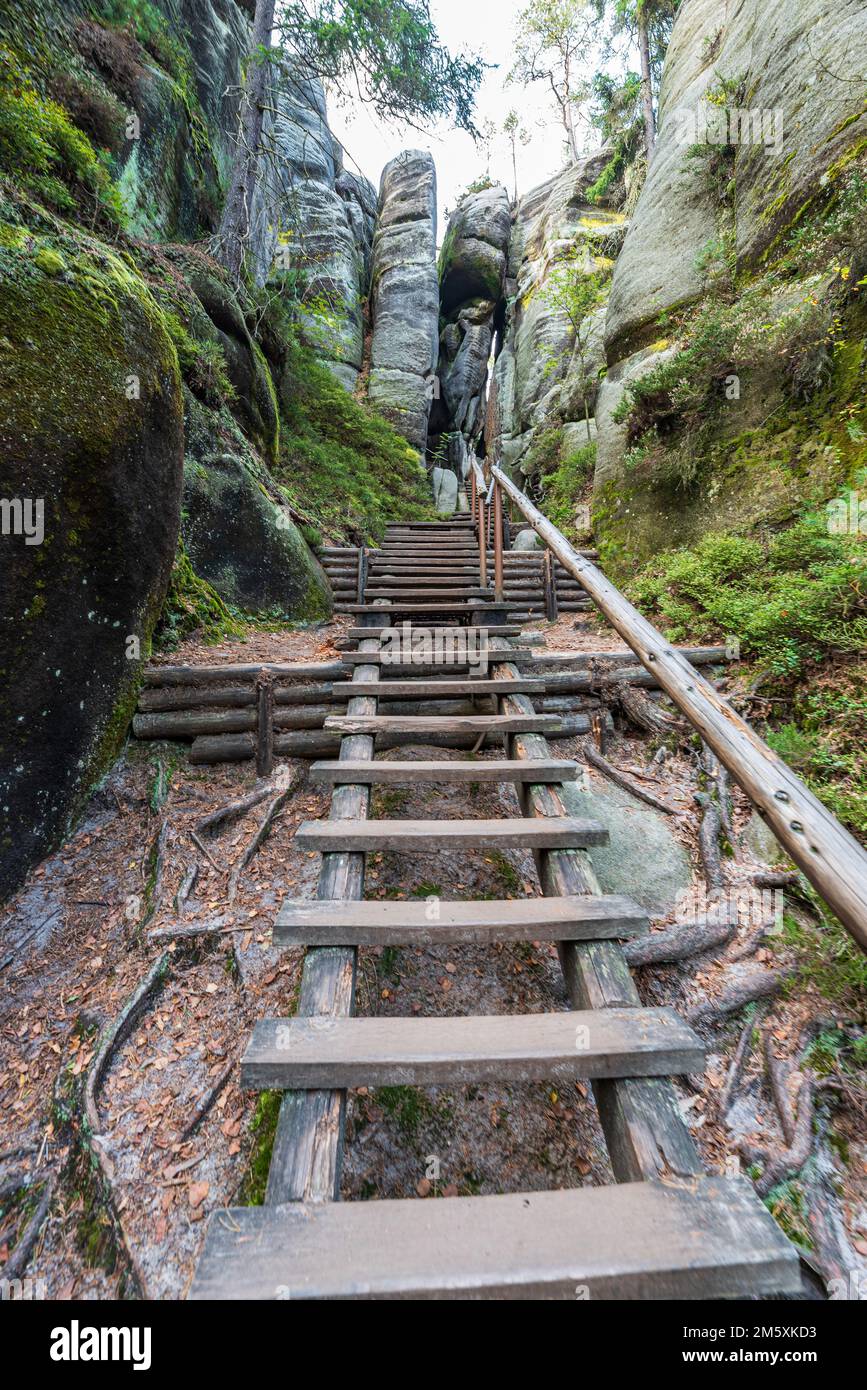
[181,390,330,618]
[0,205,184,901]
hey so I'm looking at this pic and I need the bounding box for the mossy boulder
[0,212,184,901]
[181,391,330,618]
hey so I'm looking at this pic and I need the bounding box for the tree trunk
[637,9,656,160]
[213,0,277,283]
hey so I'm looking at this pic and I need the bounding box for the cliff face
[594,0,867,567]
[368,149,441,451]
[252,69,377,390]
[0,0,426,900]
[490,157,625,480]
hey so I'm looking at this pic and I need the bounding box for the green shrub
[0,45,123,223]
[628,521,867,676]
[277,330,433,543]
[155,544,242,650]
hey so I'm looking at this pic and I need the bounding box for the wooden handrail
[493,463,867,952]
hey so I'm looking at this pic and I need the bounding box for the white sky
[324,0,607,240]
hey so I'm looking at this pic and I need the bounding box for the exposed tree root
[195,783,279,837]
[227,772,302,904]
[84,952,172,1144]
[583,743,678,815]
[174,861,199,916]
[49,953,174,1298]
[624,916,736,967]
[695,792,725,893]
[718,1009,764,1120]
[178,1058,235,1144]
[1,1172,56,1282]
[688,967,795,1025]
[610,680,687,739]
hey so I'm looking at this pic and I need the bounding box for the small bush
[0,45,123,223]
[277,329,433,543]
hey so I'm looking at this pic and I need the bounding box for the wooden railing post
[493,481,504,601]
[356,546,367,605]
[470,467,477,525]
[542,549,558,622]
[478,486,487,589]
[256,669,274,778]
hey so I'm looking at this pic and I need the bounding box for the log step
[345,603,512,615]
[241,1005,701,1090]
[274,893,648,945]
[362,589,492,600]
[322,713,560,735]
[330,679,547,698]
[294,816,607,851]
[309,758,579,784]
[344,626,525,640]
[190,1176,799,1301]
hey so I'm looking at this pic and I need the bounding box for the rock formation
[595,0,867,558]
[433,184,511,480]
[0,225,184,901]
[488,156,625,480]
[368,149,440,450]
[252,69,377,390]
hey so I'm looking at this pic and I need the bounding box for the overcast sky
[325,0,607,239]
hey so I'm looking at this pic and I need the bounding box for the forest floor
[1,611,865,1299]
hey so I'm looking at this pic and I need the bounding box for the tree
[597,0,681,160]
[509,0,596,165]
[214,0,486,282]
[503,108,531,201]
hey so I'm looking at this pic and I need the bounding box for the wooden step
[322,713,560,736]
[362,588,491,600]
[330,679,547,698]
[338,649,533,662]
[309,758,579,785]
[346,603,511,615]
[294,815,606,852]
[242,1005,701,1089]
[191,1175,799,1301]
[274,893,648,946]
[344,626,525,640]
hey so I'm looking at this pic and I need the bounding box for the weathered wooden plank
[190,1176,799,1301]
[338,648,534,665]
[295,816,607,852]
[345,602,512,615]
[330,679,547,698]
[143,661,348,688]
[309,758,579,785]
[188,714,601,763]
[133,705,345,739]
[343,626,525,640]
[242,1006,703,1090]
[323,714,562,736]
[262,645,378,1206]
[487,636,704,1182]
[274,894,648,946]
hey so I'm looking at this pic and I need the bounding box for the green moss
[277,322,433,544]
[155,542,243,650]
[0,44,123,225]
[238,1091,283,1206]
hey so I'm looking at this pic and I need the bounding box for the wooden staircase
[191,514,800,1300]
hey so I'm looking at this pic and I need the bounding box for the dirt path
[1,610,864,1297]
